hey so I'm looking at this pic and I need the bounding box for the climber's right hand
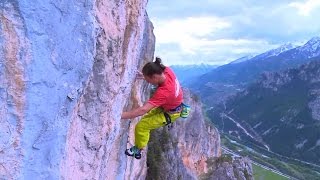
[136,70,144,80]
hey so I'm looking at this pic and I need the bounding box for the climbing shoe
[125,146,141,159]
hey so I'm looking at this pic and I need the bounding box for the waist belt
[163,104,182,129]
[163,112,171,126]
[168,104,182,114]
[163,104,182,127]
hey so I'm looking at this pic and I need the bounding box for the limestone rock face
[172,90,222,176]
[0,0,154,179]
[205,157,254,180]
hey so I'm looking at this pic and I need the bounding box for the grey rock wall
[171,90,221,177]
[0,0,154,179]
[205,157,253,180]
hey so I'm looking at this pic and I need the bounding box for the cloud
[153,16,279,65]
[153,16,232,55]
[289,0,320,16]
[147,0,247,18]
[155,38,278,65]
[147,0,320,65]
[154,17,230,43]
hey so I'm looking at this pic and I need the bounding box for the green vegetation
[146,128,171,180]
[253,164,288,180]
[146,126,187,180]
[220,134,320,180]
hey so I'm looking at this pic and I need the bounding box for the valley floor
[221,134,320,180]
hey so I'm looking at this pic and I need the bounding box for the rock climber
[121,57,183,159]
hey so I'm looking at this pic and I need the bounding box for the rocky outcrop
[203,156,253,180]
[0,0,154,179]
[146,90,222,179]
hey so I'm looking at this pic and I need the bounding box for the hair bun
[154,57,162,65]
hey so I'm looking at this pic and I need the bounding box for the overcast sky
[147,0,320,65]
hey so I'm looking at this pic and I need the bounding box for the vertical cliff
[0,0,154,179]
[146,90,222,179]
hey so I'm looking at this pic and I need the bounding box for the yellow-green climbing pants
[135,108,181,149]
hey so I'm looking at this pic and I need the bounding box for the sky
[147,0,320,65]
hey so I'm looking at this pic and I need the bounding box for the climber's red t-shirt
[148,67,183,111]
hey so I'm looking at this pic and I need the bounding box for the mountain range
[170,64,218,86]
[208,59,320,165]
[188,37,320,106]
[186,37,320,179]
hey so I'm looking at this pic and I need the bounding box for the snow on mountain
[229,55,255,64]
[251,43,298,61]
[229,42,299,65]
[298,36,320,58]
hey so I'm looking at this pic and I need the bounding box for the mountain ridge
[188,36,320,106]
[209,59,320,166]
[170,64,218,86]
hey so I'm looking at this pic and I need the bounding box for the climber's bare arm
[121,102,154,119]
